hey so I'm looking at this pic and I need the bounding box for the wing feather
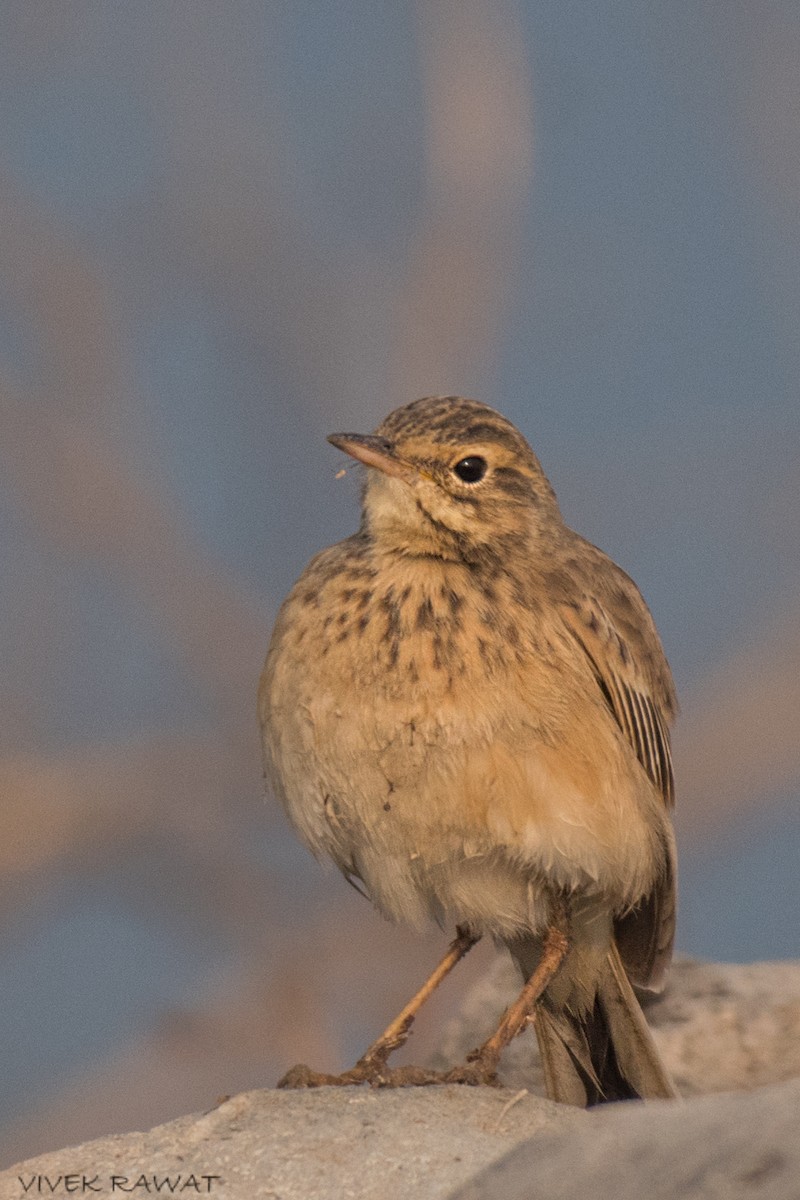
[558,587,678,991]
[559,600,675,810]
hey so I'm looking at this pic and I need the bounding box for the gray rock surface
[451,1077,800,1200]
[434,956,800,1096]
[0,1088,582,1200]
[3,958,799,1200]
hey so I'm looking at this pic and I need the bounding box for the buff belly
[263,628,665,940]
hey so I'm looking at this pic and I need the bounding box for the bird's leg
[444,924,570,1086]
[350,925,481,1078]
[277,925,480,1088]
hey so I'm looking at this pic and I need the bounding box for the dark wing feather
[558,588,677,989]
[559,599,675,809]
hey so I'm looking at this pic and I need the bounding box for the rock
[3,959,799,1200]
[643,958,800,1095]
[433,956,800,1096]
[451,1076,800,1200]
[0,1087,583,1200]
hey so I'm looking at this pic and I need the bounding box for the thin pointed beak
[327,433,416,482]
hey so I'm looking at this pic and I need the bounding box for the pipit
[259,395,678,1106]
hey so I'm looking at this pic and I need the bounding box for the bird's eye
[453,456,488,483]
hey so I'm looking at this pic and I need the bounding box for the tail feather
[533,944,677,1107]
[535,1002,602,1107]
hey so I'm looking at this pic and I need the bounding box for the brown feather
[558,593,678,989]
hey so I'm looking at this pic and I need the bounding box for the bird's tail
[533,943,678,1107]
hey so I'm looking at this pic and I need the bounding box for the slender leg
[444,925,570,1086]
[353,925,481,1074]
[277,926,480,1088]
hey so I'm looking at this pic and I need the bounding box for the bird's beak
[327,433,417,482]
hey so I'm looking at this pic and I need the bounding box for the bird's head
[328,396,562,561]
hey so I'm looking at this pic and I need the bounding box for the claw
[276,1056,501,1090]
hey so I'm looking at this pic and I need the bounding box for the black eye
[453,456,488,483]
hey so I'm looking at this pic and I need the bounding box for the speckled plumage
[260,395,678,1106]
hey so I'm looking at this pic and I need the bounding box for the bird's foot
[277,1049,399,1089]
[440,1056,500,1087]
[276,1048,500,1090]
[277,927,484,1090]
[360,1054,501,1088]
[277,1065,374,1094]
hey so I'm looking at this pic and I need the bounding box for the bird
[259,395,679,1106]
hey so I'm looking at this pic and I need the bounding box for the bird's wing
[558,594,677,990]
[559,597,675,808]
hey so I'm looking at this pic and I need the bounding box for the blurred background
[1,0,799,1166]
